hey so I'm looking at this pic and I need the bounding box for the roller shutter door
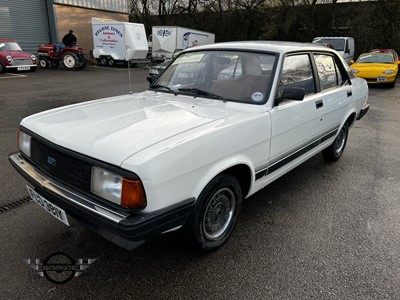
[0,0,50,54]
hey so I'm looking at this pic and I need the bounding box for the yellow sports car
[350,52,399,88]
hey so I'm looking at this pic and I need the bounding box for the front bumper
[9,153,195,250]
[6,64,36,70]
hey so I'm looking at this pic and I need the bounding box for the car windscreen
[152,50,277,104]
[314,39,345,51]
[356,53,394,64]
[0,42,22,51]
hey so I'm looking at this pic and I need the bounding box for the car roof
[185,40,337,55]
[370,48,398,56]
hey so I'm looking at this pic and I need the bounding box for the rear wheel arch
[346,112,356,128]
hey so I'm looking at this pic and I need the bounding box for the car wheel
[322,123,348,162]
[185,174,242,251]
[39,57,49,69]
[29,67,37,72]
[108,58,115,67]
[100,57,108,66]
[0,63,4,73]
[50,61,60,68]
[388,80,396,88]
[62,52,79,70]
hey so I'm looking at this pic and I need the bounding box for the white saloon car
[9,41,369,251]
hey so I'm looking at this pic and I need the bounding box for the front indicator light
[121,179,147,209]
[149,68,159,75]
[91,166,146,209]
[351,69,359,75]
[383,70,394,74]
[18,130,32,157]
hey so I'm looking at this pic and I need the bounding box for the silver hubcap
[63,55,76,68]
[40,60,46,67]
[334,126,347,155]
[203,187,235,240]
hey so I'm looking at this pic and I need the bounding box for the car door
[267,53,324,175]
[313,53,353,142]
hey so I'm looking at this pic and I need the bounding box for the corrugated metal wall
[0,0,50,54]
[54,0,128,13]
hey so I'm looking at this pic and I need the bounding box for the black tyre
[62,52,79,70]
[322,123,348,162]
[185,174,242,251]
[39,57,49,69]
[0,63,5,73]
[388,80,395,88]
[108,58,115,67]
[29,66,37,72]
[50,61,60,68]
[100,57,108,66]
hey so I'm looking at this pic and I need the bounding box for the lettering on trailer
[95,26,123,38]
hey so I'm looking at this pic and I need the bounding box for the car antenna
[126,45,133,94]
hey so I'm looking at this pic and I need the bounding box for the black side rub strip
[255,126,339,180]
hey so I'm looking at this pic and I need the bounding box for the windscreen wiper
[178,88,227,102]
[150,84,178,95]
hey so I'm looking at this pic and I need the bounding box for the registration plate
[27,186,70,226]
[377,76,387,82]
[17,66,30,71]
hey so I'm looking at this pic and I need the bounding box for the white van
[312,37,355,64]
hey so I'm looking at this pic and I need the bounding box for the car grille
[30,139,92,192]
[12,58,33,66]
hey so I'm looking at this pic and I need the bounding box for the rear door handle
[315,100,323,109]
[347,90,352,97]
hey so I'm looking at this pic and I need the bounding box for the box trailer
[92,18,148,66]
[151,26,215,61]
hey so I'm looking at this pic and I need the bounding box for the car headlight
[91,166,146,209]
[18,130,31,157]
[6,55,12,62]
[149,68,159,75]
[383,70,394,74]
[31,55,36,61]
[351,69,359,74]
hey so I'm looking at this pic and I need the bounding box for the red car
[370,48,399,63]
[0,39,37,73]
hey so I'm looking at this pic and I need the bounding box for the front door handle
[347,90,352,97]
[315,100,323,109]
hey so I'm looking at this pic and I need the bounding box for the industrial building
[0,0,129,54]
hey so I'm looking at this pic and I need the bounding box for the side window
[314,54,338,91]
[280,54,315,95]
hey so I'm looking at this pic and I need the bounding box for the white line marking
[0,73,27,79]
[88,65,148,71]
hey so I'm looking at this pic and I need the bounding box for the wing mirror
[276,87,305,104]
[349,60,355,65]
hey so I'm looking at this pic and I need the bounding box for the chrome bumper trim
[9,153,127,223]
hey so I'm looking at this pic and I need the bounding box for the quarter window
[280,54,315,95]
[314,54,338,90]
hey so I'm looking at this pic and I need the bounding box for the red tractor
[37,44,86,70]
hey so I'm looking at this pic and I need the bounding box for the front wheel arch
[185,174,243,251]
